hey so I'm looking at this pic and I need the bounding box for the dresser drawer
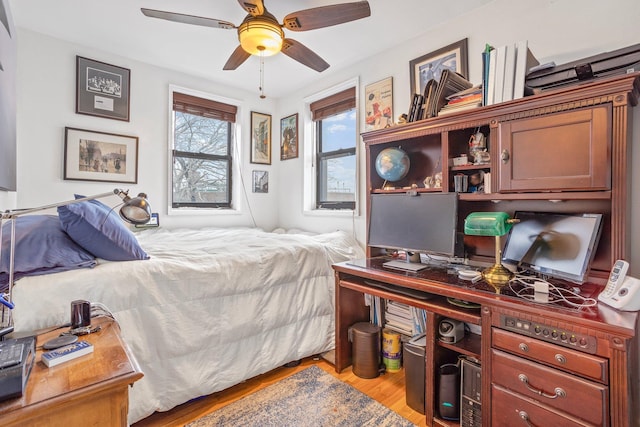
[491,349,608,426]
[492,327,608,383]
[492,384,596,427]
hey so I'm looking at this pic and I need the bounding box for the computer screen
[501,211,603,284]
[368,192,458,258]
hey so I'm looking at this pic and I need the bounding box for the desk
[333,258,639,426]
[0,316,143,426]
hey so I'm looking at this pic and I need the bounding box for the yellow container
[382,329,402,372]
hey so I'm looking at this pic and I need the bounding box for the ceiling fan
[141,0,371,72]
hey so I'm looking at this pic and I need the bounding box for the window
[171,91,237,209]
[310,87,357,210]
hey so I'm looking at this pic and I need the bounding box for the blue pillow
[57,199,149,261]
[0,215,96,291]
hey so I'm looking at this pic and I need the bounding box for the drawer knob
[518,374,567,399]
[518,410,534,427]
[501,149,510,163]
[518,343,529,352]
[554,353,567,364]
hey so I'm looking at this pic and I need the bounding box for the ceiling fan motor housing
[238,11,283,56]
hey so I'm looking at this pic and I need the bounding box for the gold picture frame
[250,111,272,165]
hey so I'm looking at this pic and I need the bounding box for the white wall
[275,0,640,275]
[13,29,280,230]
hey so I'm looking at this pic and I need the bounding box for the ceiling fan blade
[282,1,371,31]
[223,45,252,70]
[141,8,236,29]
[236,0,264,16]
[281,39,329,72]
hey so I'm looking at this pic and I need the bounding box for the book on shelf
[513,40,540,99]
[421,78,437,120]
[481,44,493,106]
[493,44,508,104]
[502,43,517,101]
[486,48,497,105]
[407,93,424,122]
[439,85,482,115]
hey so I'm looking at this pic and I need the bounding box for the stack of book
[438,85,483,116]
[407,69,475,122]
[384,300,426,338]
[483,40,540,106]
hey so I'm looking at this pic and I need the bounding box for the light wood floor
[133,355,427,427]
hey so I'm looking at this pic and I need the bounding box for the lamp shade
[115,190,151,225]
[464,212,514,236]
[238,13,283,56]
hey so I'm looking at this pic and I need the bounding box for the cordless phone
[598,260,640,311]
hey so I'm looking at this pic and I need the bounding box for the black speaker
[438,363,460,420]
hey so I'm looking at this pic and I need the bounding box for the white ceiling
[9,0,493,98]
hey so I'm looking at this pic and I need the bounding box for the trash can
[348,322,381,379]
[404,334,426,414]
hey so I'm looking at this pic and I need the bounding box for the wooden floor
[133,355,427,427]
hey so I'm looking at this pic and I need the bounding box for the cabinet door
[497,105,611,192]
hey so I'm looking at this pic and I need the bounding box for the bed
[7,226,364,423]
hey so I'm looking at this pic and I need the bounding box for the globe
[375,147,410,182]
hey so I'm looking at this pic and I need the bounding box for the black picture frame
[280,113,298,160]
[409,39,468,96]
[76,56,130,121]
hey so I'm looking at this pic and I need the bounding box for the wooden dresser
[0,316,143,426]
[334,73,640,426]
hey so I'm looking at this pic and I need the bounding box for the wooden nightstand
[0,316,143,426]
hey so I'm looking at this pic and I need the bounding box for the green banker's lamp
[464,212,519,293]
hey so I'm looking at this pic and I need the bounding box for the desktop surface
[343,256,601,313]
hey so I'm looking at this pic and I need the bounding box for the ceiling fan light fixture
[238,15,284,57]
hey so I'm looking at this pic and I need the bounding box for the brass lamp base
[482,263,514,294]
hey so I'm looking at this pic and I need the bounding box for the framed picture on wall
[64,127,138,183]
[280,113,298,160]
[252,170,268,193]
[364,77,393,131]
[250,111,272,164]
[76,56,131,121]
[409,38,468,96]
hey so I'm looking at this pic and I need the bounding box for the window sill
[303,208,356,218]
[168,207,242,216]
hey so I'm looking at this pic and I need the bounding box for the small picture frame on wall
[252,170,268,193]
[250,111,272,165]
[76,56,131,121]
[409,38,468,96]
[64,127,138,183]
[280,113,298,160]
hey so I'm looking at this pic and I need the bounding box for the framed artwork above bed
[63,127,138,183]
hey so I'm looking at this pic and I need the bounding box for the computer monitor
[368,192,459,271]
[501,211,603,284]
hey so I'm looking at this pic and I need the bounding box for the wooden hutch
[333,73,640,426]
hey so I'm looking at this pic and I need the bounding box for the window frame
[315,122,357,210]
[168,85,242,215]
[302,78,360,216]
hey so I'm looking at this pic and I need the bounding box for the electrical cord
[508,275,597,308]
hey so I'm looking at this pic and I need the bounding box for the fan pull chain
[258,47,266,99]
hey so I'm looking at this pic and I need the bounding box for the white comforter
[11,227,364,423]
